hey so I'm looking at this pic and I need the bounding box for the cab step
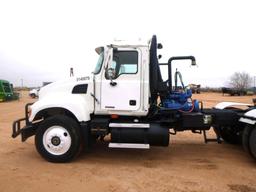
[108,143,150,149]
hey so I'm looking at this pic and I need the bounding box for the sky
[0,0,255,87]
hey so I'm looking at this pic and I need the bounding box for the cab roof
[108,37,150,48]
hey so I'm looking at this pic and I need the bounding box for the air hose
[174,69,185,91]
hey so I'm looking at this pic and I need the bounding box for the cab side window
[107,50,138,79]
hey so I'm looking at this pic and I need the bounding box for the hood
[39,75,93,99]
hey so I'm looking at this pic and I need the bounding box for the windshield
[0,84,3,93]
[93,51,104,74]
[3,83,11,93]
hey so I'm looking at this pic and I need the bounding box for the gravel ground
[0,91,255,192]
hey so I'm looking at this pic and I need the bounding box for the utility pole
[21,79,23,88]
[254,76,255,88]
[70,67,74,77]
[254,76,256,94]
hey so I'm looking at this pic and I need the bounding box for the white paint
[30,93,93,122]
[108,143,150,149]
[214,102,252,110]
[94,46,149,116]
[244,109,256,119]
[101,80,141,110]
[239,109,256,125]
[29,76,94,122]
[101,47,141,111]
[239,117,256,125]
[109,123,150,128]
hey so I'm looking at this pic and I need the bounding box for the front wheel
[35,115,81,163]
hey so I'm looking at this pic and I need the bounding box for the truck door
[101,48,141,111]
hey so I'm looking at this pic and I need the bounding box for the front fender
[29,93,94,122]
[214,102,252,110]
[239,109,256,125]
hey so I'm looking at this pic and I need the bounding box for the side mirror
[107,68,117,86]
[157,43,163,49]
[107,68,115,80]
[158,54,162,59]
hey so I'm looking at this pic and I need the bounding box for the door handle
[110,81,117,86]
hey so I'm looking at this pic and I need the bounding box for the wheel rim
[43,126,72,155]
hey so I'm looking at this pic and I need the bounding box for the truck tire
[216,125,242,144]
[35,115,81,163]
[242,125,252,154]
[249,127,256,160]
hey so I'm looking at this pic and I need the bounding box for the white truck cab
[94,43,149,116]
[29,40,150,123]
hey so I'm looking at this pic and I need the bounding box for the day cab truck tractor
[0,79,19,102]
[12,35,256,163]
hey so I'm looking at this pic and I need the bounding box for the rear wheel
[215,125,242,144]
[242,125,252,153]
[35,115,81,163]
[249,127,256,160]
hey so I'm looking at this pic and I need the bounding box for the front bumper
[12,103,39,142]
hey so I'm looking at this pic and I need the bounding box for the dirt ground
[0,92,256,192]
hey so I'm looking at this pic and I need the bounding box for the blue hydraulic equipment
[160,56,200,112]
